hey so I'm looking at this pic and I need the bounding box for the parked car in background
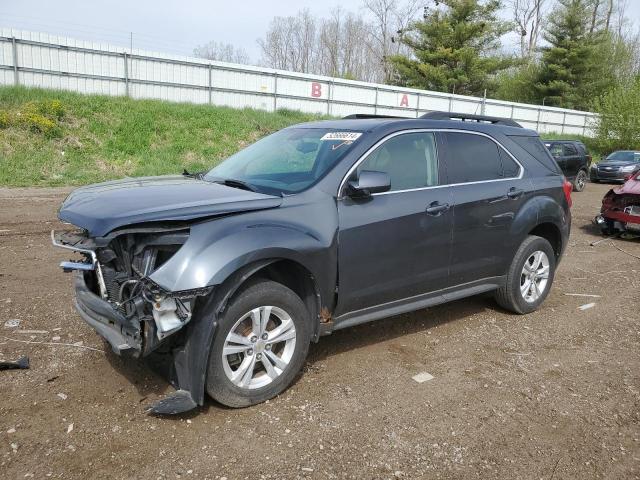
[590,150,640,183]
[544,140,591,192]
[52,112,572,414]
[595,169,640,236]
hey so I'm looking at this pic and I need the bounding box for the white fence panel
[0,28,599,136]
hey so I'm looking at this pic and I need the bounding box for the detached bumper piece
[0,356,29,371]
[146,390,198,415]
[74,272,141,356]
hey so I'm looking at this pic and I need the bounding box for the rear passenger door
[562,143,580,178]
[441,132,530,286]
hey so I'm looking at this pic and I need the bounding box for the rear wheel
[573,170,587,192]
[206,279,311,407]
[495,236,556,314]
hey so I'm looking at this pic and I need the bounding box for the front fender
[149,216,336,302]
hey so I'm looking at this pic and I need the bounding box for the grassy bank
[0,86,600,187]
[0,87,324,187]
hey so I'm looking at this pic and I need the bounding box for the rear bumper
[73,272,141,356]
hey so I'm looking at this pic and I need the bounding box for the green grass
[0,86,326,187]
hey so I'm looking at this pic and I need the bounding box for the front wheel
[573,170,587,192]
[495,236,557,314]
[206,279,311,408]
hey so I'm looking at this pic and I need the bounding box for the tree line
[194,0,640,150]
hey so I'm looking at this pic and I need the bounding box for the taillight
[562,178,573,208]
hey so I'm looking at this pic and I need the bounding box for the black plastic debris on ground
[0,356,29,370]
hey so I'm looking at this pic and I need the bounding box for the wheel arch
[528,222,562,259]
[212,258,324,342]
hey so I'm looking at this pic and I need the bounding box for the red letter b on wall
[311,82,322,98]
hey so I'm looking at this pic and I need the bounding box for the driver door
[335,131,453,315]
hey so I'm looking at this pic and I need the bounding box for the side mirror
[347,170,391,197]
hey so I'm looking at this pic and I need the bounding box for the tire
[206,279,311,408]
[494,236,557,314]
[573,170,587,192]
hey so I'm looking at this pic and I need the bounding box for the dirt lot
[0,183,639,480]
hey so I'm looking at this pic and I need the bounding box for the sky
[2,0,640,62]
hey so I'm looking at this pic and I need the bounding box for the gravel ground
[0,182,639,480]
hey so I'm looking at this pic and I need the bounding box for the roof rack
[420,111,522,128]
[341,114,407,120]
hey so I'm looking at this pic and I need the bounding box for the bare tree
[258,7,383,82]
[507,0,548,59]
[605,0,615,31]
[257,10,320,73]
[590,0,602,34]
[361,0,420,82]
[193,40,249,64]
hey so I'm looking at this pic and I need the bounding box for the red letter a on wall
[400,94,409,107]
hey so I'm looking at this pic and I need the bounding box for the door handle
[426,202,450,216]
[507,187,524,199]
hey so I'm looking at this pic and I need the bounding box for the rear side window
[509,135,561,174]
[500,150,520,178]
[563,144,578,155]
[443,132,517,183]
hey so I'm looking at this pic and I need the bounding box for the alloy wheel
[520,251,550,303]
[222,306,297,390]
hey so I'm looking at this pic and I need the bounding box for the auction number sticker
[320,132,362,141]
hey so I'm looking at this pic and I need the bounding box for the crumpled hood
[613,177,640,195]
[58,175,283,237]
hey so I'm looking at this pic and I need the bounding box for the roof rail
[420,111,522,128]
[342,114,407,120]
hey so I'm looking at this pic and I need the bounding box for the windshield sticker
[320,132,362,141]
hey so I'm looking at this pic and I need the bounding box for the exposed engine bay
[52,227,211,357]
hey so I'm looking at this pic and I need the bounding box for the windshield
[606,151,640,162]
[205,128,363,194]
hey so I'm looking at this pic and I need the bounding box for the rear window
[509,135,561,173]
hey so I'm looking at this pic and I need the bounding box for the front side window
[205,128,363,194]
[444,132,511,183]
[546,143,563,157]
[356,132,438,192]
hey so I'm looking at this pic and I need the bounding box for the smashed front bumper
[74,271,141,355]
[52,228,217,414]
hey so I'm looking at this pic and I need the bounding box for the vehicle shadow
[306,293,496,366]
[100,293,500,417]
[103,345,170,398]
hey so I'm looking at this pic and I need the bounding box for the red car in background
[595,170,640,236]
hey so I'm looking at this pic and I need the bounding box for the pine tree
[387,0,514,96]
[535,0,608,110]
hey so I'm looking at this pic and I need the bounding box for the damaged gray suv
[53,112,572,414]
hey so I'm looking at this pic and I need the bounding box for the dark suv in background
[53,112,572,414]
[544,140,591,192]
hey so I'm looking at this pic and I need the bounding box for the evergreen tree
[388,0,514,96]
[535,0,608,110]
